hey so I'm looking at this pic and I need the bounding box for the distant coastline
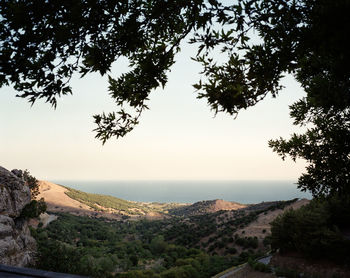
[52,180,312,204]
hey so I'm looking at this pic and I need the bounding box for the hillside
[37,181,94,213]
[168,199,246,216]
[32,180,315,278]
[37,181,186,219]
[37,181,251,219]
[36,180,308,256]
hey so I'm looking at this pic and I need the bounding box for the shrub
[20,198,47,218]
[150,236,167,255]
[129,255,138,266]
[227,247,237,254]
[23,170,40,198]
[235,236,258,249]
[263,236,271,247]
[248,258,272,273]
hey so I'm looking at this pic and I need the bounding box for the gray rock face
[0,166,31,217]
[0,166,36,267]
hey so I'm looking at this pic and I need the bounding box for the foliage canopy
[1,0,349,197]
[269,103,350,198]
[23,169,40,198]
[270,197,350,263]
[1,0,348,140]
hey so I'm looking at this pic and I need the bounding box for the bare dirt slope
[36,180,121,219]
[169,199,246,216]
[36,181,168,220]
[211,199,246,211]
[37,181,91,211]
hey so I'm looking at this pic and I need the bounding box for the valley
[32,181,308,277]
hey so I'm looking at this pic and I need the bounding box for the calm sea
[53,180,312,204]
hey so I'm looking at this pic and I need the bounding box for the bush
[129,255,138,266]
[248,258,271,273]
[150,236,167,255]
[235,236,258,249]
[263,236,271,247]
[23,170,40,198]
[20,198,47,218]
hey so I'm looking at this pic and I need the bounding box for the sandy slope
[36,181,165,220]
[209,199,246,212]
[37,181,92,211]
[36,180,122,219]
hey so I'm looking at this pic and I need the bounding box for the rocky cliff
[0,166,36,266]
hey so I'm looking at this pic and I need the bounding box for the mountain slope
[168,199,246,216]
[37,181,184,219]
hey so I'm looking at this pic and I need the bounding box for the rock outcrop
[0,166,36,266]
[0,167,31,217]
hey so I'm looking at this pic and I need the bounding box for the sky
[0,43,307,181]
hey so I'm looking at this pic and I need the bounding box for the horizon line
[49,179,298,182]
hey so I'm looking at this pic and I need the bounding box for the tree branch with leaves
[1,0,350,196]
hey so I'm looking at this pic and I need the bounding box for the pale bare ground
[28,212,58,228]
[36,180,123,220]
[36,180,166,220]
[235,199,310,240]
[209,200,247,212]
[37,181,92,211]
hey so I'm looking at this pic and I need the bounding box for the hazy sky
[0,43,306,181]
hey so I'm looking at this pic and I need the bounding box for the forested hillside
[31,195,300,277]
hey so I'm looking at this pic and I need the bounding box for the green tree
[23,169,40,198]
[129,255,138,266]
[269,102,350,198]
[150,235,167,255]
[20,198,47,218]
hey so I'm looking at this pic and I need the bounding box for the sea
[53,180,312,204]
